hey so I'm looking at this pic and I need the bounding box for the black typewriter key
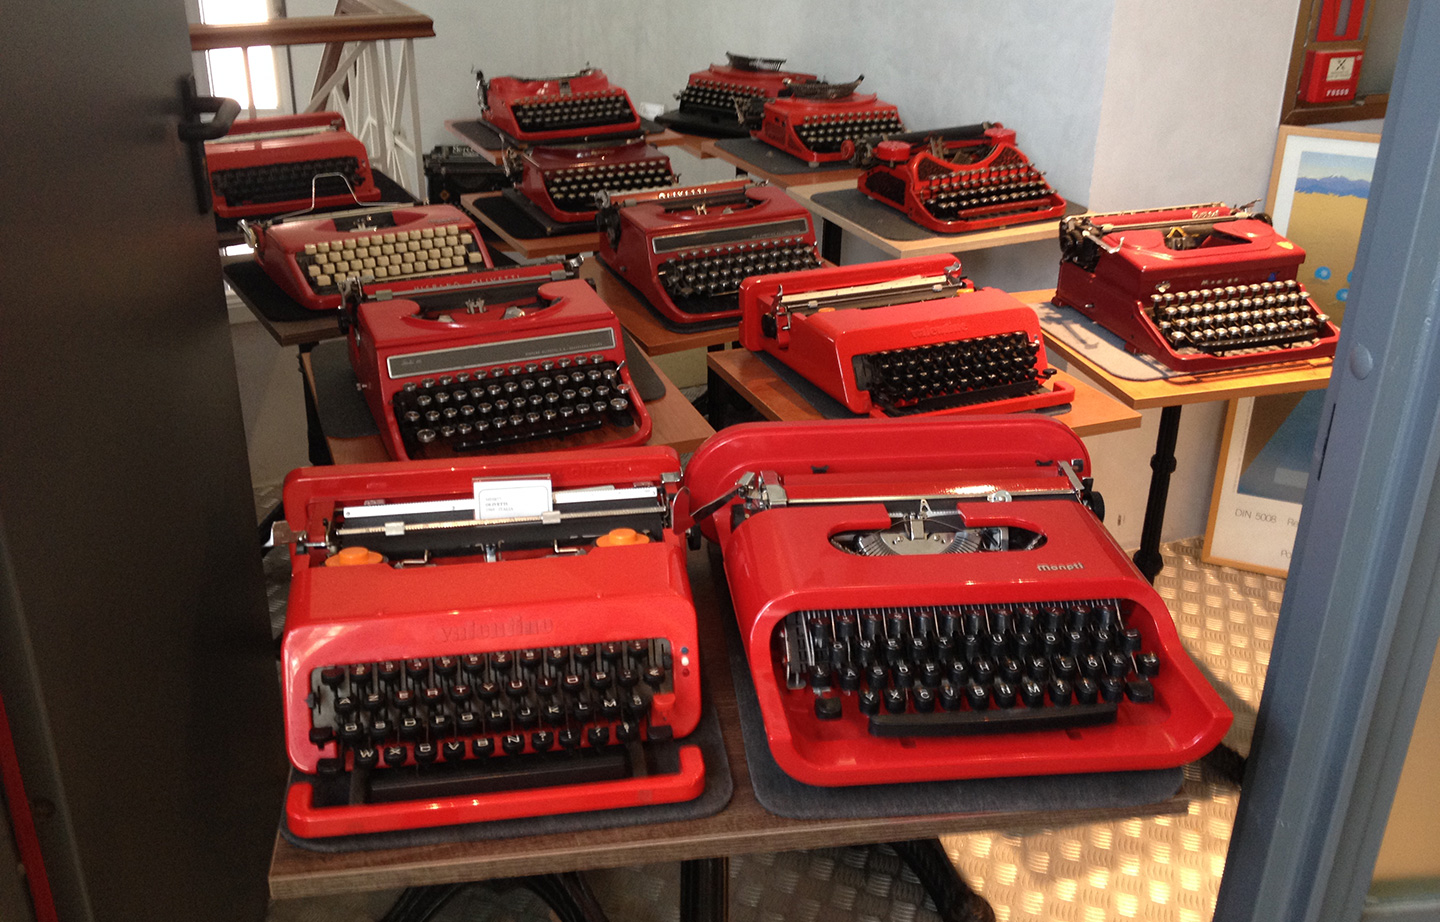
[320,666,345,689]
[907,635,930,662]
[539,701,565,726]
[855,638,876,667]
[570,700,594,723]
[428,711,451,734]
[586,726,610,748]
[1125,679,1155,703]
[865,662,889,690]
[828,640,848,670]
[1052,654,1077,680]
[368,717,391,742]
[1014,631,1037,659]
[617,667,640,689]
[807,618,832,648]
[615,720,641,743]
[1049,678,1074,706]
[1020,678,1046,708]
[1105,651,1130,678]
[963,607,985,636]
[546,647,569,668]
[883,688,907,714]
[919,661,943,688]
[531,730,556,752]
[456,710,480,734]
[998,656,1022,684]
[992,607,1013,636]
[471,737,495,758]
[1067,604,1092,633]
[1122,628,1144,654]
[490,651,514,673]
[505,679,528,700]
[557,729,582,751]
[835,612,858,640]
[599,695,621,719]
[1095,604,1118,632]
[462,654,485,676]
[476,681,500,702]
[309,726,335,746]
[1041,631,1062,655]
[986,632,1008,658]
[1014,606,1038,635]
[1137,652,1160,677]
[810,663,833,691]
[839,663,862,691]
[422,686,445,707]
[860,612,884,641]
[349,663,373,688]
[414,741,438,764]
[1099,676,1125,703]
[856,689,881,715]
[623,692,649,720]
[966,682,991,711]
[939,683,963,711]
[1081,653,1105,680]
[626,639,650,660]
[398,715,421,740]
[483,706,510,732]
[945,659,970,685]
[501,732,526,755]
[814,696,843,721]
[514,704,539,728]
[913,686,937,713]
[334,695,357,717]
[1066,630,1088,658]
[590,669,612,690]
[405,658,429,681]
[562,673,585,695]
[339,720,362,744]
[1041,605,1063,634]
[519,649,542,670]
[1075,677,1100,706]
[971,657,996,684]
[892,661,915,688]
[392,688,415,710]
[882,636,904,665]
[1091,629,1114,655]
[354,746,379,770]
[441,740,466,763]
[993,681,1018,709]
[642,665,665,688]
[534,674,559,697]
[383,744,407,768]
[378,661,401,685]
[448,684,472,704]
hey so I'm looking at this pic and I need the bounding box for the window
[192,0,288,113]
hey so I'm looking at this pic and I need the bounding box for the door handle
[179,76,241,214]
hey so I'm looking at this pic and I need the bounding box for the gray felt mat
[809,188,1086,244]
[449,118,664,151]
[712,560,1183,820]
[1031,301,1170,381]
[713,137,860,176]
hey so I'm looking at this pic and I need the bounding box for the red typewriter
[345,263,652,461]
[505,139,677,224]
[596,179,821,329]
[205,111,381,219]
[680,417,1231,787]
[244,203,495,312]
[853,123,1068,233]
[738,255,1074,417]
[1053,204,1340,372]
[281,448,704,837]
[674,53,817,133]
[740,78,903,165]
[479,67,641,144]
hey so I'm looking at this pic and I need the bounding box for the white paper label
[473,477,553,519]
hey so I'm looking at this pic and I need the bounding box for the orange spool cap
[595,527,650,547]
[324,546,384,566]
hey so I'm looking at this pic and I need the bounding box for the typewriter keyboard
[541,160,676,213]
[294,223,488,294]
[306,638,676,776]
[392,359,637,457]
[512,91,636,134]
[678,79,763,117]
[1149,281,1330,355]
[210,157,365,208]
[794,111,903,155]
[855,331,1048,415]
[659,239,821,312]
[783,601,1160,736]
[918,167,1056,220]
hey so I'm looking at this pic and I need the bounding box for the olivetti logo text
[1036,562,1085,572]
[911,322,966,340]
[438,616,554,642]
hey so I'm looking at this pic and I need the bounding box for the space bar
[868,702,1118,737]
[367,749,629,803]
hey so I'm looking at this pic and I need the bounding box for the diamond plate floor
[263,528,1278,922]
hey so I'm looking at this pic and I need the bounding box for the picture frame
[1202,126,1381,575]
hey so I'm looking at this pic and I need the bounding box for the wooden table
[461,192,601,260]
[1015,289,1335,581]
[580,258,740,356]
[302,351,714,464]
[700,138,864,188]
[706,350,1142,437]
[788,181,1068,263]
[268,545,1188,902]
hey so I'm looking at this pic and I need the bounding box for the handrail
[188,0,433,52]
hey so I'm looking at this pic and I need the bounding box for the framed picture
[1203,126,1380,575]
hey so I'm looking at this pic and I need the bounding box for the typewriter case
[680,418,1231,786]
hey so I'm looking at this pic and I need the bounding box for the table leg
[820,219,843,265]
[297,343,333,467]
[1134,404,1183,583]
[680,856,729,922]
[889,839,994,922]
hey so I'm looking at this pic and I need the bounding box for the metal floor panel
[262,525,1274,922]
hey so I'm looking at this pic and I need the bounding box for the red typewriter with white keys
[344,263,651,461]
[282,448,705,837]
[739,77,903,165]
[479,66,641,144]
[205,111,381,219]
[673,53,817,135]
[245,203,495,311]
[1053,204,1340,372]
[738,255,1074,417]
[504,139,677,224]
[596,179,821,329]
[852,123,1068,233]
[680,417,1232,787]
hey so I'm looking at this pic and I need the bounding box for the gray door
[0,1,285,920]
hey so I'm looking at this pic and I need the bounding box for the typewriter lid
[680,417,1090,532]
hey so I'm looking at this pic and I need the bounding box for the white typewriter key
[374,267,388,278]
[316,241,331,253]
[363,258,376,268]
[307,265,322,277]
[421,227,435,238]
[460,233,473,244]
[468,252,484,263]
[304,243,317,255]
[317,274,332,287]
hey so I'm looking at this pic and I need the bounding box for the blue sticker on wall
[1347,271,1354,283]
[1337,289,1349,302]
[1315,266,1332,280]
